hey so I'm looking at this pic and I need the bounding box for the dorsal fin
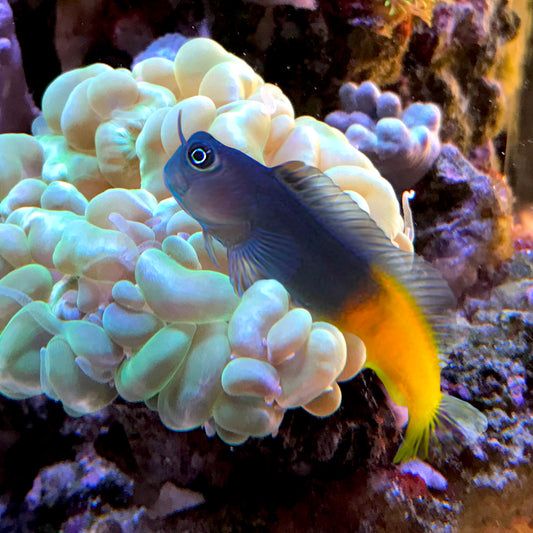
[271,161,456,348]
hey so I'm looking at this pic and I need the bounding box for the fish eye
[187,144,215,170]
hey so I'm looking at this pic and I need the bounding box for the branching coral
[326,81,441,193]
[0,38,410,444]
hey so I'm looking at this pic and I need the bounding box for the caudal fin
[393,393,487,464]
[436,393,488,438]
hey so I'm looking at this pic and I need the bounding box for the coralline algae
[412,144,513,297]
[436,252,533,492]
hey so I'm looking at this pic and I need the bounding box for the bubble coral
[326,81,441,193]
[0,37,410,444]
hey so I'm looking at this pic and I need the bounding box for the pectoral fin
[227,228,300,295]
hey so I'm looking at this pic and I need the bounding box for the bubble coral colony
[0,38,484,461]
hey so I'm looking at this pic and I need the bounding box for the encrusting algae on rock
[0,37,486,459]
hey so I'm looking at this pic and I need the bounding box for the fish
[163,112,487,463]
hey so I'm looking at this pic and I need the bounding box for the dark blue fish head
[163,112,267,238]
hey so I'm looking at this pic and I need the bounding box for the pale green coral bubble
[212,392,285,437]
[313,321,350,363]
[6,349,42,397]
[76,277,112,314]
[0,178,47,217]
[61,320,123,381]
[4,206,38,227]
[187,231,228,274]
[0,223,32,273]
[60,78,102,151]
[157,322,230,431]
[54,290,81,321]
[337,332,366,382]
[174,38,232,98]
[166,210,202,236]
[0,264,54,330]
[7,208,82,268]
[41,335,117,414]
[135,248,239,323]
[302,382,342,418]
[0,257,12,279]
[27,211,83,268]
[149,198,181,241]
[248,83,295,119]
[269,124,320,168]
[108,213,155,245]
[200,61,263,108]
[161,236,201,270]
[214,422,249,445]
[115,323,196,402]
[160,99,217,158]
[85,188,158,230]
[40,344,58,402]
[144,394,159,411]
[111,280,145,311]
[221,358,281,400]
[0,378,39,400]
[38,134,109,199]
[52,219,138,281]
[277,327,347,409]
[135,107,171,201]
[266,308,313,366]
[41,63,113,134]
[87,69,140,120]
[40,180,88,215]
[137,81,177,111]
[49,276,78,315]
[208,101,269,163]
[228,279,289,360]
[0,301,57,398]
[132,57,180,97]
[0,133,44,201]
[102,302,163,348]
[75,356,114,383]
[297,115,366,172]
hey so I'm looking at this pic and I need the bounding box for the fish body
[165,134,378,316]
[164,117,487,462]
